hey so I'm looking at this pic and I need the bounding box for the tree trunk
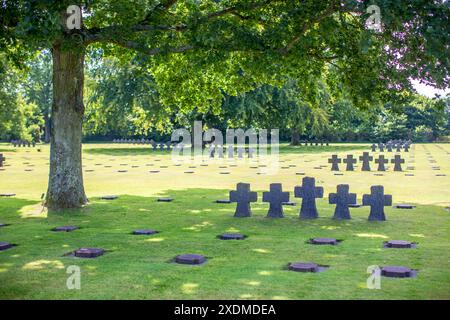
[46,42,87,210]
[43,114,51,143]
[291,129,300,146]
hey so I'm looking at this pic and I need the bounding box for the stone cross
[328,155,341,171]
[227,145,234,158]
[403,145,410,152]
[230,183,258,217]
[237,147,244,159]
[343,155,357,171]
[248,148,255,158]
[209,145,215,158]
[294,177,324,219]
[386,144,393,152]
[0,154,5,167]
[359,152,373,171]
[375,155,388,171]
[263,183,290,218]
[151,141,158,150]
[391,155,405,171]
[362,185,392,221]
[396,144,402,152]
[159,143,165,151]
[371,144,377,152]
[217,145,224,158]
[329,184,357,220]
[378,143,384,152]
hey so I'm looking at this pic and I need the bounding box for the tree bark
[291,129,300,145]
[46,42,87,210]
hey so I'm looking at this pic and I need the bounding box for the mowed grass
[0,142,449,299]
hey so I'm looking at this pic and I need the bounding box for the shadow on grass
[84,144,369,156]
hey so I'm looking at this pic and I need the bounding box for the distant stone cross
[0,154,5,167]
[294,177,324,219]
[362,185,392,221]
[395,144,402,152]
[359,152,373,171]
[403,145,410,152]
[371,144,377,152]
[378,143,384,152]
[375,155,388,171]
[386,144,393,152]
[263,183,290,218]
[343,155,357,171]
[227,145,234,158]
[230,183,258,217]
[391,155,405,171]
[237,147,244,159]
[328,155,341,171]
[329,184,357,220]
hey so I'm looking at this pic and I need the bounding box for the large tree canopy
[0,0,448,210]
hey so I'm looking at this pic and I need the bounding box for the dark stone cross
[371,144,377,152]
[386,144,393,152]
[263,183,290,218]
[230,183,257,217]
[378,143,384,152]
[403,145,410,152]
[391,155,405,171]
[328,155,341,171]
[0,154,5,167]
[329,184,357,220]
[375,155,388,171]
[343,155,357,171]
[395,144,402,152]
[362,185,392,221]
[359,152,373,171]
[294,177,324,219]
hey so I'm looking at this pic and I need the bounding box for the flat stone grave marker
[328,155,341,171]
[0,193,16,197]
[132,229,159,235]
[294,177,324,219]
[0,242,14,251]
[219,172,230,175]
[334,173,344,176]
[74,248,105,258]
[184,171,195,174]
[308,238,339,245]
[436,174,446,177]
[383,240,416,248]
[219,233,246,240]
[391,155,405,171]
[288,262,328,273]
[343,155,357,171]
[393,204,416,209]
[85,169,95,172]
[52,226,78,232]
[329,184,356,220]
[149,170,160,173]
[175,254,206,265]
[117,170,128,173]
[230,183,257,217]
[362,186,392,221]
[375,155,388,171]
[359,152,373,171]
[405,173,414,177]
[101,195,118,200]
[157,198,173,202]
[263,183,289,218]
[381,266,416,278]
[296,172,305,175]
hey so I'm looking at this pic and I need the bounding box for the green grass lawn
[0,143,449,299]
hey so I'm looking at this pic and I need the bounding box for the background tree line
[1,51,449,144]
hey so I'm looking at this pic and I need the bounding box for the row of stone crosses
[329,152,405,171]
[229,178,391,221]
[371,140,412,152]
[10,140,36,147]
